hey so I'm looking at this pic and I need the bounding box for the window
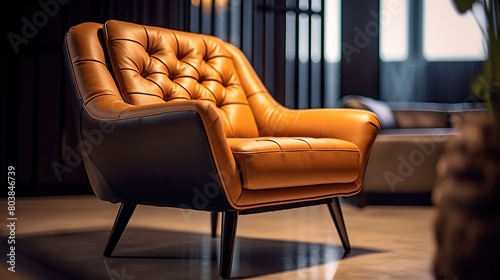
[324,0,341,63]
[380,0,486,61]
[423,0,486,61]
[380,0,409,62]
[190,0,342,108]
[285,0,341,108]
[380,0,486,103]
[287,0,341,64]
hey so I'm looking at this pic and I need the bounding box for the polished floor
[0,195,437,279]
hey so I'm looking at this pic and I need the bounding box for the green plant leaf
[453,0,475,13]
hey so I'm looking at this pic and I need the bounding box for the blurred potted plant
[433,1,500,279]
[457,0,500,116]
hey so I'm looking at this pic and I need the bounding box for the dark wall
[341,0,380,99]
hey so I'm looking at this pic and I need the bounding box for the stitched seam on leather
[116,105,196,119]
[293,138,312,149]
[172,79,192,98]
[205,61,227,85]
[150,55,171,74]
[197,77,224,83]
[168,97,190,101]
[147,72,168,76]
[126,92,163,99]
[206,115,221,131]
[120,68,168,77]
[118,68,140,75]
[231,149,359,154]
[109,38,146,49]
[145,78,166,99]
[369,121,381,131]
[183,61,201,77]
[204,54,231,60]
[256,139,282,150]
[219,102,251,107]
[173,32,181,58]
[202,84,219,104]
[173,75,205,80]
[246,91,268,99]
[143,25,150,52]
[196,98,216,102]
[202,37,231,61]
[84,93,117,105]
[202,37,209,60]
[74,59,106,65]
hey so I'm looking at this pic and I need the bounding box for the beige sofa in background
[342,95,487,206]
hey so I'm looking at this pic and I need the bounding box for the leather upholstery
[103,20,259,138]
[64,20,380,211]
[228,137,360,190]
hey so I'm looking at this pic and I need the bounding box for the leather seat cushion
[227,137,360,190]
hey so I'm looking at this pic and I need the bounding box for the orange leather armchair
[63,20,380,278]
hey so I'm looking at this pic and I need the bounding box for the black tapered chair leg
[103,203,137,257]
[219,211,238,279]
[211,212,219,238]
[327,197,351,252]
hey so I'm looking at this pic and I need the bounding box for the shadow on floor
[4,228,386,280]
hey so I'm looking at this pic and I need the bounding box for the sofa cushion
[228,137,360,190]
[362,129,457,193]
[342,95,398,129]
[391,110,449,128]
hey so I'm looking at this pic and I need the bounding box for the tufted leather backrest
[102,20,259,138]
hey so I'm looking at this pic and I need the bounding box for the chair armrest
[266,107,380,139]
[78,100,241,210]
[261,107,381,189]
[224,43,381,145]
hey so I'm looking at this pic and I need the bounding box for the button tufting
[168,72,177,81]
[175,49,183,60]
[147,48,156,57]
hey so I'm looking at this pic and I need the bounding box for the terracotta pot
[433,113,500,279]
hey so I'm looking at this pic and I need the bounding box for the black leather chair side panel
[79,110,234,211]
[63,38,118,202]
[63,30,233,212]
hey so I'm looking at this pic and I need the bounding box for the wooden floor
[0,195,437,280]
